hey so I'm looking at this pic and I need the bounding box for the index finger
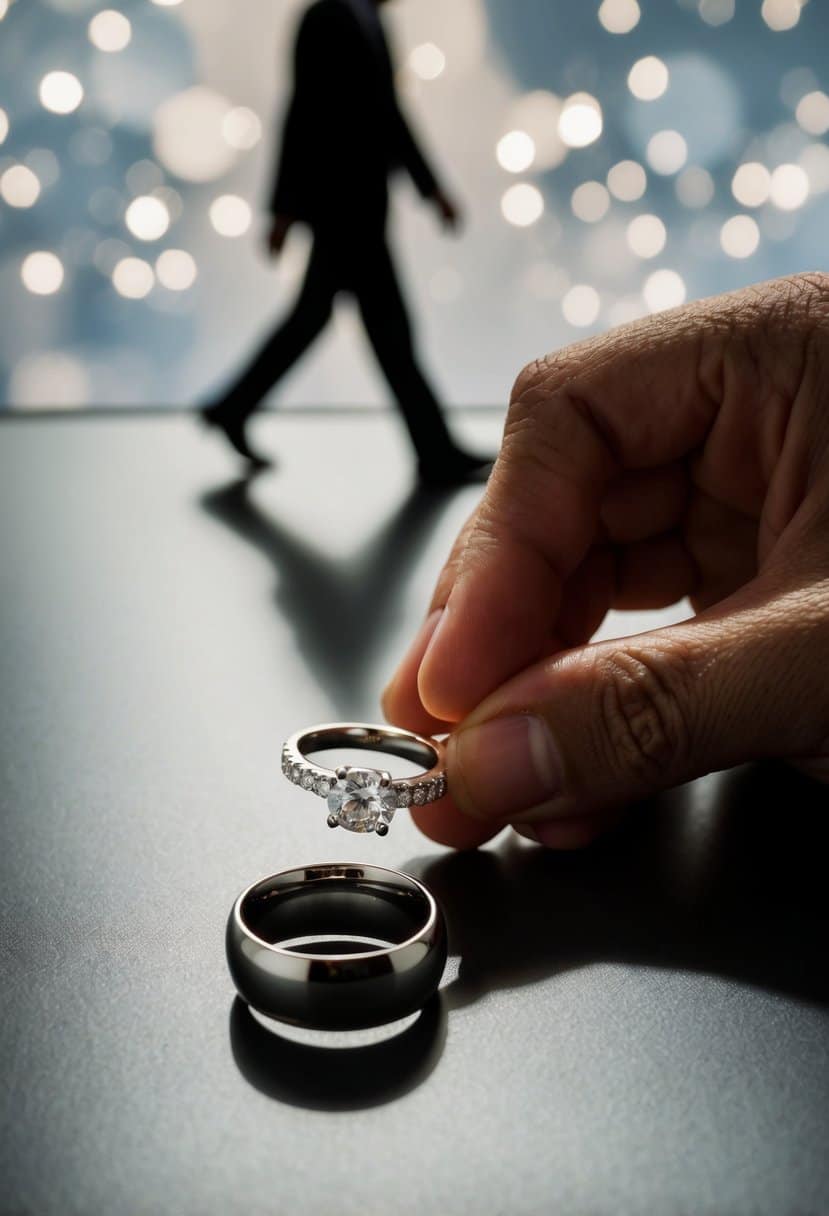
[396,278,809,724]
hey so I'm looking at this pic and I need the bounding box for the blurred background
[0,0,827,411]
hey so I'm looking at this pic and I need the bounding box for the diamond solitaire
[281,722,448,836]
[326,767,397,835]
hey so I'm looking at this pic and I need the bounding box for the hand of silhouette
[267,214,294,258]
[432,190,461,231]
[383,274,829,850]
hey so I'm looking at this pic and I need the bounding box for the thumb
[443,577,829,843]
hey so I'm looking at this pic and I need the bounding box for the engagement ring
[281,722,447,836]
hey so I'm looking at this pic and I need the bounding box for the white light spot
[496,130,536,173]
[626,213,666,258]
[598,0,640,34]
[720,214,760,258]
[9,352,89,410]
[39,70,84,115]
[222,106,262,151]
[88,9,132,52]
[209,193,252,237]
[125,194,170,241]
[627,56,669,101]
[21,251,64,295]
[0,164,41,208]
[149,0,183,6]
[0,1,8,19]
[643,269,686,312]
[571,180,610,222]
[675,165,714,208]
[769,162,809,209]
[112,257,154,299]
[500,182,544,227]
[153,87,237,183]
[509,91,566,170]
[409,43,446,81]
[698,0,735,25]
[562,284,601,327]
[731,162,771,207]
[761,0,801,31]
[646,129,688,175]
[558,93,603,148]
[156,248,197,291]
[799,142,829,193]
[795,91,829,136]
[0,108,8,144]
[607,159,646,201]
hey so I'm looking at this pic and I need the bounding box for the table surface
[1,413,827,1216]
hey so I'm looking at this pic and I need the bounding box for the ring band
[282,722,447,835]
[226,863,447,1030]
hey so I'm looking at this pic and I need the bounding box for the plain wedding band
[226,862,448,1030]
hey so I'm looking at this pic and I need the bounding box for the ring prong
[327,814,339,829]
[335,765,350,781]
[375,823,389,837]
[378,770,392,788]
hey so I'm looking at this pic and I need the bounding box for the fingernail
[383,609,444,705]
[450,713,563,820]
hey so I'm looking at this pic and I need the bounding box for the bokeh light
[88,9,131,52]
[496,130,536,173]
[627,56,669,101]
[1,164,41,208]
[125,195,170,241]
[112,257,154,299]
[795,90,829,136]
[643,269,686,312]
[409,43,446,81]
[153,87,237,183]
[508,91,566,169]
[558,93,603,148]
[675,165,714,207]
[571,181,610,223]
[646,130,688,175]
[209,194,252,237]
[769,162,810,209]
[626,214,667,258]
[0,108,8,144]
[222,106,262,151]
[698,0,735,26]
[607,159,647,201]
[598,0,640,34]
[720,215,760,258]
[562,284,600,327]
[501,183,544,227]
[761,0,802,32]
[156,249,197,291]
[39,70,84,114]
[731,161,772,206]
[21,251,65,295]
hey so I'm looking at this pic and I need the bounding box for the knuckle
[593,645,694,784]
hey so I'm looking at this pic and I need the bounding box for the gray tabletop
[1,413,827,1216]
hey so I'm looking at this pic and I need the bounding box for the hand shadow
[199,475,455,716]
[403,762,829,1012]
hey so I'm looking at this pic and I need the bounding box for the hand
[382,274,829,850]
[432,189,461,231]
[267,214,294,258]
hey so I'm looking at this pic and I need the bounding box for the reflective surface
[1,413,828,1215]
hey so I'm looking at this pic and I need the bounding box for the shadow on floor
[199,474,455,716]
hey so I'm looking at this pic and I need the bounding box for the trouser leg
[354,238,455,461]
[216,238,337,423]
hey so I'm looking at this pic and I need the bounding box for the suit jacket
[269,0,440,228]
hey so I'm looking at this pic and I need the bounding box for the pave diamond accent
[396,785,413,808]
[327,767,397,834]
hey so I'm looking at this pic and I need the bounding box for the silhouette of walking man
[203,0,492,483]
